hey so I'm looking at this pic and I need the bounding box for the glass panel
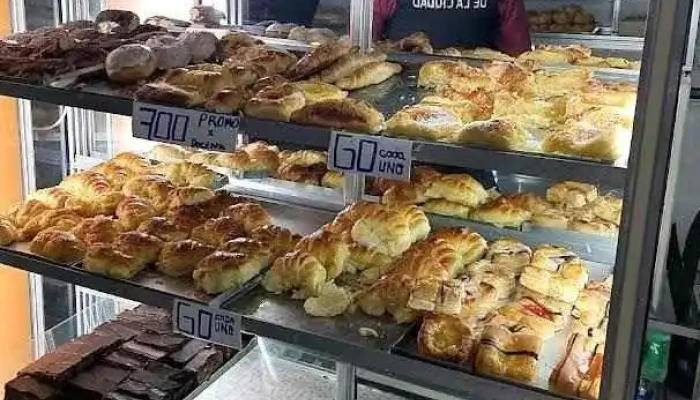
[242,0,350,38]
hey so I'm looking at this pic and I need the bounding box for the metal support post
[336,363,357,400]
[349,0,373,51]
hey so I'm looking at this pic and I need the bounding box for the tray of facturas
[0,151,331,306]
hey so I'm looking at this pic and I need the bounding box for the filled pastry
[386,104,464,141]
[474,324,542,383]
[290,98,385,134]
[418,314,478,363]
[470,197,532,229]
[334,61,402,90]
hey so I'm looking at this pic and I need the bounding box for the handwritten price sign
[328,131,412,181]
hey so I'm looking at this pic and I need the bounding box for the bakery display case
[0,0,696,399]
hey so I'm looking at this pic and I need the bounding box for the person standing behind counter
[373,0,531,56]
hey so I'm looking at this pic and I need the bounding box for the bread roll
[334,62,402,90]
[145,35,192,70]
[262,251,327,299]
[95,9,139,34]
[72,216,123,246]
[179,31,217,63]
[115,231,163,265]
[30,229,85,263]
[83,243,144,279]
[116,196,157,231]
[105,44,157,84]
[155,240,216,277]
[220,203,271,233]
[137,217,189,242]
[190,216,246,246]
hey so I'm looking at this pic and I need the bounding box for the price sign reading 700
[328,131,412,182]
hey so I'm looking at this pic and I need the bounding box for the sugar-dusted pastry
[470,197,532,228]
[72,216,123,245]
[155,239,216,277]
[483,61,534,95]
[115,196,157,231]
[531,208,571,230]
[334,62,402,90]
[319,49,387,83]
[543,120,625,161]
[532,68,593,97]
[474,324,542,383]
[547,181,598,209]
[422,199,471,219]
[550,333,604,400]
[244,83,306,122]
[18,209,83,241]
[148,144,193,162]
[486,238,532,273]
[418,314,477,363]
[83,243,144,279]
[424,174,488,207]
[220,203,271,233]
[291,81,347,104]
[303,282,353,317]
[429,227,488,267]
[105,44,157,84]
[350,208,413,257]
[0,217,18,246]
[190,216,246,246]
[194,247,272,294]
[418,60,479,89]
[262,250,327,299]
[569,218,618,236]
[290,98,385,134]
[386,104,464,142]
[250,225,301,258]
[420,96,480,123]
[295,230,350,280]
[449,119,529,151]
[168,187,215,208]
[30,229,85,263]
[285,41,353,80]
[115,231,163,265]
[137,217,189,242]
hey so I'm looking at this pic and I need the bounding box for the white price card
[132,102,240,152]
[173,299,242,349]
[328,131,412,182]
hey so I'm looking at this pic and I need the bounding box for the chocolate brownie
[168,340,209,366]
[4,375,62,400]
[65,364,130,400]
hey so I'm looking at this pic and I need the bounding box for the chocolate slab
[65,364,131,400]
[168,340,210,366]
[95,321,142,341]
[103,351,149,371]
[105,392,142,400]
[184,348,224,384]
[134,332,188,353]
[4,375,62,400]
[120,341,168,361]
[20,351,85,383]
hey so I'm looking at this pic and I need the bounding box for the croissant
[249,225,301,258]
[220,203,271,233]
[295,230,350,280]
[137,217,190,242]
[350,208,413,257]
[190,216,246,246]
[166,205,209,232]
[115,232,164,265]
[72,216,123,246]
[169,186,215,208]
[122,175,175,211]
[30,229,85,263]
[0,217,18,246]
[262,251,327,299]
[193,246,272,294]
[19,209,83,241]
[9,200,52,228]
[83,243,145,279]
[155,240,216,277]
[115,196,158,231]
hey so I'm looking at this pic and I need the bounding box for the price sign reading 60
[173,299,242,349]
[328,131,412,181]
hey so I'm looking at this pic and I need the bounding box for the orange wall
[0,0,32,397]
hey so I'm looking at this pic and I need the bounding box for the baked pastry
[334,62,402,90]
[250,225,301,258]
[424,174,488,207]
[530,245,580,272]
[418,314,477,363]
[169,187,215,208]
[134,83,204,107]
[547,181,598,209]
[295,230,350,280]
[464,261,517,300]
[262,251,327,299]
[30,229,85,263]
[7,200,52,228]
[544,120,625,161]
[550,333,604,399]
[486,238,531,273]
[198,189,248,218]
[251,75,290,93]
[225,46,297,77]
[488,299,559,340]
[350,208,413,257]
[531,209,570,230]
[321,171,344,190]
[572,280,611,333]
[148,144,193,163]
[586,194,622,224]
[418,60,478,89]
[190,150,221,166]
[145,35,192,71]
[303,282,353,317]
[569,218,618,236]
[462,47,514,62]
[279,150,326,167]
[217,32,264,60]
[178,31,217,63]
[421,199,471,219]
[166,205,209,232]
[319,49,387,83]
[0,217,18,246]
[86,191,126,217]
[244,83,306,122]
[449,119,528,151]
[220,203,271,233]
[28,187,75,209]
[137,217,189,242]
[420,96,479,123]
[161,68,233,98]
[194,247,272,294]
[519,264,587,303]
[474,324,542,383]
[386,104,464,141]
[110,152,151,174]
[122,175,174,211]
[533,68,593,97]
[115,231,163,265]
[408,278,463,314]
[285,41,353,80]
[155,239,216,277]
[470,197,532,229]
[95,9,139,33]
[429,227,488,266]
[115,196,157,231]
[72,216,123,245]
[288,26,338,45]
[105,44,157,84]
[290,98,385,134]
[392,204,431,243]
[60,172,112,198]
[190,216,246,246]
[504,193,550,214]
[344,243,394,281]
[204,86,253,113]
[18,209,83,241]
[83,243,144,279]
[291,81,347,104]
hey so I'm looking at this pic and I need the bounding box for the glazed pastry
[418,314,477,363]
[262,250,327,299]
[28,187,75,209]
[190,216,246,246]
[470,197,532,228]
[290,98,385,134]
[543,121,625,161]
[334,62,402,90]
[148,144,194,162]
[421,199,471,219]
[166,205,209,232]
[155,239,216,277]
[169,187,215,208]
[244,83,306,122]
[198,189,248,218]
[474,324,542,383]
[115,196,157,231]
[114,231,163,266]
[122,175,174,211]
[250,225,301,258]
[386,104,464,142]
[220,203,271,233]
[18,209,83,241]
[194,247,272,294]
[0,217,18,246]
[291,81,347,104]
[150,161,219,188]
[60,172,112,199]
[83,243,144,279]
[285,41,353,80]
[319,49,387,83]
[350,208,413,257]
[72,216,123,246]
[424,174,488,207]
[295,230,350,280]
[134,83,204,107]
[547,181,598,209]
[449,119,529,151]
[137,217,189,242]
[7,200,52,228]
[428,227,488,267]
[30,229,85,263]
[391,204,431,243]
